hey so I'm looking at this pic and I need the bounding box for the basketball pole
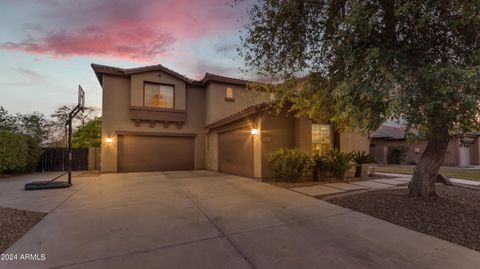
[67,116,73,185]
[67,85,85,185]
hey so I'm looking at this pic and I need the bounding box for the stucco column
[253,115,262,178]
[295,117,312,154]
[101,133,118,172]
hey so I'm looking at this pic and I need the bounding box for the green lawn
[375,165,480,181]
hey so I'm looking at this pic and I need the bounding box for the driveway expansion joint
[177,182,257,269]
[46,235,223,269]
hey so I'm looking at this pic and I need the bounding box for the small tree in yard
[72,117,102,148]
[240,0,480,198]
[352,151,376,177]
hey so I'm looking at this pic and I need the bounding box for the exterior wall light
[251,128,259,135]
[105,137,113,143]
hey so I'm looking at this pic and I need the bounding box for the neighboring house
[370,125,480,167]
[91,63,369,178]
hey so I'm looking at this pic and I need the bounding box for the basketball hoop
[25,85,87,190]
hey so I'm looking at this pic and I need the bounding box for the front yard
[328,185,480,251]
[375,165,480,181]
[0,207,46,253]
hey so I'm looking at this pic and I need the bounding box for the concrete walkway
[1,171,479,269]
[376,172,480,186]
[291,173,480,198]
[291,177,409,197]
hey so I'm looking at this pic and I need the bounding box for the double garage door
[117,135,194,173]
[218,128,254,178]
[117,130,253,177]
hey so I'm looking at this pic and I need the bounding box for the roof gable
[91,63,196,85]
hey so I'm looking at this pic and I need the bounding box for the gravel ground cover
[328,185,480,251]
[0,207,46,253]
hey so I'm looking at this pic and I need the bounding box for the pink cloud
[0,0,247,60]
[1,27,174,60]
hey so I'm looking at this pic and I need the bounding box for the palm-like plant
[312,154,328,181]
[326,149,353,180]
[352,151,377,178]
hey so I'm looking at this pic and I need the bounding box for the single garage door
[218,128,254,177]
[117,135,194,173]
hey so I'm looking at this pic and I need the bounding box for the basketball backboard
[78,85,85,109]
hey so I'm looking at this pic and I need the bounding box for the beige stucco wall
[101,75,130,172]
[295,117,312,154]
[253,115,262,178]
[101,74,205,172]
[260,110,296,178]
[205,82,268,125]
[130,71,186,109]
[205,131,218,171]
[339,129,370,153]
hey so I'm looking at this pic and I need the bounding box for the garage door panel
[218,128,253,178]
[118,135,194,173]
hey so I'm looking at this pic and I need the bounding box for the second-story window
[225,87,234,101]
[144,82,174,108]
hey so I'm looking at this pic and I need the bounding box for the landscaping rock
[0,207,46,253]
[328,186,480,251]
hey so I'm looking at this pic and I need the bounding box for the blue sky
[0,0,251,115]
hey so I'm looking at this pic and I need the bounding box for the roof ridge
[92,63,258,86]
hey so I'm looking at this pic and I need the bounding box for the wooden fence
[37,148,89,172]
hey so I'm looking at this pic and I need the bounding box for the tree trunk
[408,125,450,198]
[355,165,362,178]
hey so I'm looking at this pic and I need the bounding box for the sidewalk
[376,172,480,186]
[291,172,480,198]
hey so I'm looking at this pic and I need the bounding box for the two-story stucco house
[91,63,369,178]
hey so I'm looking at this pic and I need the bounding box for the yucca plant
[326,149,353,180]
[352,151,377,177]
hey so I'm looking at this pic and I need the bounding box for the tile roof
[91,63,253,86]
[200,73,252,86]
[91,63,196,84]
[370,125,405,140]
[204,103,269,130]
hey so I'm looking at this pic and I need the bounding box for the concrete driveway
[1,171,479,269]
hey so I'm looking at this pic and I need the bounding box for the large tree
[240,0,480,198]
[17,112,52,142]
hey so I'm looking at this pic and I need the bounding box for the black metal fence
[37,148,89,172]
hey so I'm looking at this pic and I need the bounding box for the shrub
[387,145,408,164]
[352,151,376,177]
[312,153,329,181]
[352,151,376,164]
[268,148,312,182]
[325,149,353,179]
[0,130,41,173]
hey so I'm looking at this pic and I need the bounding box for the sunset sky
[0,0,252,115]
